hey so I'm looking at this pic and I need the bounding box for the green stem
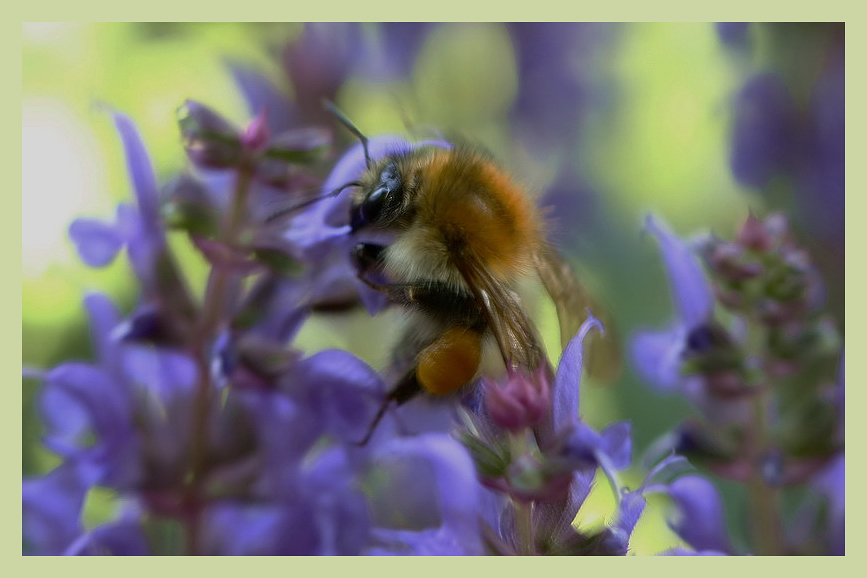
[514,499,535,556]
[508,431,537,555]
[747,389,785,555]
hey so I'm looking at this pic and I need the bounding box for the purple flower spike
[666,475,733,554]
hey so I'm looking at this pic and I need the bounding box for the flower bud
[483,368,551,431]
[240,110,270,151]
[161,174,220,238]
[177,100,242,169]
[736,213,772,252]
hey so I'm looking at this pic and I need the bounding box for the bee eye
[350,163,403,232]
[364,186,390,218]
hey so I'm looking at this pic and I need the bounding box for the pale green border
[9,5,860,573]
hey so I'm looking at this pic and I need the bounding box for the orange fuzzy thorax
[413,150,542,280]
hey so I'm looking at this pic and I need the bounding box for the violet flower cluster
[24,23,843,557]
[23,96,711,555]
[631,213,844,555]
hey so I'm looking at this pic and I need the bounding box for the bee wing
[454,255,547,371]
[534,243,622,381]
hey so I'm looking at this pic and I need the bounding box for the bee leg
[356,370,421,446]
[357,328,482,446]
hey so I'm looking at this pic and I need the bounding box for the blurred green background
[22,22,844,554]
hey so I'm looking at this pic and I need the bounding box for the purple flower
[366,23,439,81]
[506,23,611,158]
[665,475,733,554]
[365,434,483,555]
[797,48,845,248]
[729,73,798,190]
[630,215,714,393]
[463,315,658,554]
[204,446,371,555]
[22,463,89,555]
[228,63,297,135]
[282,23,365,125]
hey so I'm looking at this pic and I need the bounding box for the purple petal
[533,467,596,546]
[122,346,197,402]
[288,349,385,441]
[41,363,134,444]
[23,463,88,555]
[204,502,288,555]
[645,215,713,329]
[68,217,124,267]
[300,447,371,555]
[552,313,604,430]
[83,292,123,374]
[370,23,438,80]
[666,475,732,554]
[370,433,482,555]
[243,391,320,490]
[205,445,369,555]
[507,23,606,153]
[227,63,297,134]
[112,112,161,237]
[599,421,632,471]
[630,326,686,391]
[284,23,365,118]
[616,490,646,536]
[40,363,141,487]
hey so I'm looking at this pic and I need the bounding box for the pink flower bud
[483,367,552,431]
[736,213,772,251]
[241,109,270,151]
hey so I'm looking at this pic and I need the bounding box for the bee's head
[350,159,406,232]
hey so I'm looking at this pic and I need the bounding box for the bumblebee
[346,138,613,444]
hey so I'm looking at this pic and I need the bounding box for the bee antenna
[264,181,361,224]
[323,100,372,170]
[354,396,394,447]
